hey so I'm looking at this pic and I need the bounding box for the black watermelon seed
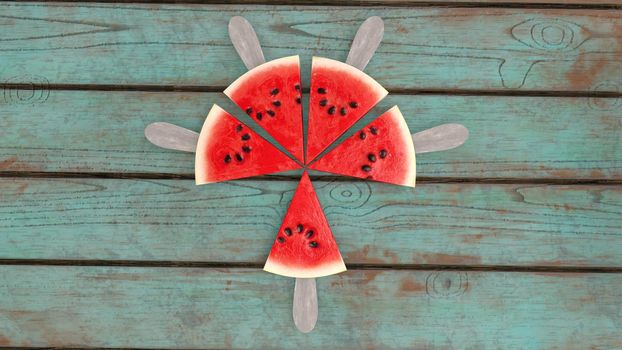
[317,87,326,94]
[379,149,388,159]
[256,112,263,121]
[270,88,279,96]
[294,84,301,91]
[368,153,377,162]
[245,108,252,115]
[340,107,347,116]
[241,133,250,141]
[224,154,232,163]
[349,101,358,108]
[309,241,318,248]
[362,165,372,172]
[242,145,251,153]
[235,153,243,162]
[370,127,378,135]
[272,100,281,107]
[267,110,275,117]
[328,106,336,115]
[277,237,286,243]
[295,97,301,104]
[236,124,243,132]
[319,99,328,107]
[359,131,366,140]
[305,230,314,238]
[284,227,292,236]
[296,224,304,233]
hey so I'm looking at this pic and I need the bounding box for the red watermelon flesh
[195,104,301,184]
[224,56,304,163]
[306,57,388,163]
[310,106,416,188]
[264,171,346,278]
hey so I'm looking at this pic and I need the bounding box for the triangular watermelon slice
[264,171,346,278]
[195,104,301,184]
[224,56,304,163]
[306,56,388,163]
[310,106,416,188]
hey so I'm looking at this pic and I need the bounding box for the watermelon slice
[306,56,388,162]
[310,106,416,187]
[195,104,301,184]
[224,56,304,163]
[264,171,346,278]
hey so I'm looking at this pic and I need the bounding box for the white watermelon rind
[312,56,389,101]
[264,258,347,279]
[387,105,417,188]
[224,55,299,97]
[195,104,225,185]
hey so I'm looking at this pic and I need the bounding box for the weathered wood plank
[323,0,622,4]
[1,178,620,267]
[197,0,622,4]
[1,3,621,91]
[0,266,620,348]
[1,90,620,179]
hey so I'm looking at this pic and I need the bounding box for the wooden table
[1,1,621,349]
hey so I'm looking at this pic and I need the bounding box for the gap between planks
[0,259,621,273]
[6,0,621,10]
[3,83,622,98]
[2,348,229,350]
[0,348,232,350]
[0,348,222,350]
[1,172,622,185]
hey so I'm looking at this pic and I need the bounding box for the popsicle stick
[346,16,384,71]
[292,278,318,333]
[228,16,265,70]
[412,123,469,154]
[144,122,199,153]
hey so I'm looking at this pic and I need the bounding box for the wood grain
[0,265,620,348]
[1,178,620,267]
[311,0,622,4]
[175,0,622,5]
[1,90,620,179]
[1,3,621,91]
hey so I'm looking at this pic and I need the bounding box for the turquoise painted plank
[0,266,620,348]
[1,90,620,179]
[1,3,621,91]
[332,0,622,3]
[1,178,620,267]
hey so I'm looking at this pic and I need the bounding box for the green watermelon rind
[224,55,299,96]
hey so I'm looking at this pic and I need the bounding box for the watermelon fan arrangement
[196,54,417,277]
[145,16,467,333]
